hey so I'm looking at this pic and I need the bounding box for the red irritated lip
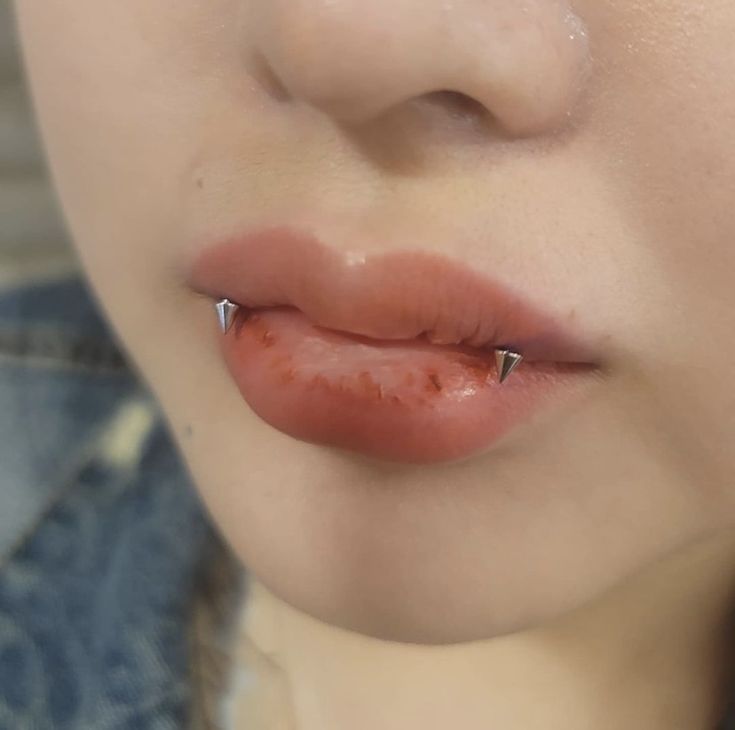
[186,226,601,464]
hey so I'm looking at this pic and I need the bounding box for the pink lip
[187,226,601,463]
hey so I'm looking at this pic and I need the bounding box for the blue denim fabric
[0,273,240,729]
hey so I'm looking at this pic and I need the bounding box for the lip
[187,225,601,464]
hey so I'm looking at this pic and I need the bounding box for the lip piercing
[215,298,239,334]
[494,348,523,384]
[213,298,522,383]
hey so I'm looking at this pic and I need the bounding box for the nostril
[421,89,491,122]
[408,89,497,137]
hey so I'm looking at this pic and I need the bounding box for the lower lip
[220,306,596,464]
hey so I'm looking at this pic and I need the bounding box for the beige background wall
[0,2,78,287]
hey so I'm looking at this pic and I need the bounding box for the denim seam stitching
[0,350,132,375]
[0,326,130,372]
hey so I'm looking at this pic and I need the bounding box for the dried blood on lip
[228,306,507,407]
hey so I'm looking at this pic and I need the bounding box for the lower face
[13,0,735,643]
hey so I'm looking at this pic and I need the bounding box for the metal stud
[215,298,239,334]
[494,348,523,383]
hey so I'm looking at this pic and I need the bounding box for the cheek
[581,3,735,505]
[13,0,248,289]
[587,1,735,290]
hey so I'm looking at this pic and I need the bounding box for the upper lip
[186,225,599,363]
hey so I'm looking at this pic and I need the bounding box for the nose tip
[248,0,592,137]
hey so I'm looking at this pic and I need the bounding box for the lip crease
[185,225,601,464]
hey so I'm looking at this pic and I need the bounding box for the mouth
[187,225,602,464]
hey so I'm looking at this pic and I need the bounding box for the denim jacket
[0,268,247,730]
[2,268,735,730]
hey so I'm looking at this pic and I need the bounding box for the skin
[11,0,735,726]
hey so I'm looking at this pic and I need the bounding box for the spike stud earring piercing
[494,348,523,383]
[215,298,239,334]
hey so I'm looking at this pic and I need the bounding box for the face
[13,0,735,643]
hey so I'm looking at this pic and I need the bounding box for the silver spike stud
[494,348,523,383]
[215,298,239,334]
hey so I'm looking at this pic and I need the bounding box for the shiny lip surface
[186,225,601,464]
[187,225,598,363]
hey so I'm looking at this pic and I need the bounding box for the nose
[246,0,592,137]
